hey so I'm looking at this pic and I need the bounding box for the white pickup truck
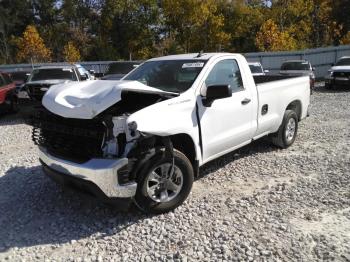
[32,53,310,213]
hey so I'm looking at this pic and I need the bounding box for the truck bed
[253,75,298,85]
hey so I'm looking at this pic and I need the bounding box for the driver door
[197,59,255,162]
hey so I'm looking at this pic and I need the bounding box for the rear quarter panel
[256,76,310,135]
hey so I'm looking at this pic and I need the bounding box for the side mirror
[312,67,315,71]
[88,70,95,75]
[201,84,232,107]
[331,63,334,67]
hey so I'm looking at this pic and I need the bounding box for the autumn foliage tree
[1,0,350,63]
[162,0,230,53]
[63,41,81,62]
[255,19,297,51]
[16,25,51,63]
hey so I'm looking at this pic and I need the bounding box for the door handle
[241,98,251,105]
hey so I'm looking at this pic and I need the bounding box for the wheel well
[170,134,198,176]
[286,100,302,120]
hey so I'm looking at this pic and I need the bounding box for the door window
[205,59,243,92]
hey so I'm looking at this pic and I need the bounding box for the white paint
[43,53,311,165]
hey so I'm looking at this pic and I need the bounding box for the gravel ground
[0,84,349,261]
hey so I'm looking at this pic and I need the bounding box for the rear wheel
[134,149,194,214]
[271,110,298,149]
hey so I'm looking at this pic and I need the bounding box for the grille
[32,108,105,163]
[26,84,51,101]
[333,72,350,78]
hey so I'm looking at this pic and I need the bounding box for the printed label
[182,62,204,68]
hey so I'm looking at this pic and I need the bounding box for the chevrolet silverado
[32,53,310,213]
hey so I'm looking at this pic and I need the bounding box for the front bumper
[325,77,350,86]
[39,147,137,199]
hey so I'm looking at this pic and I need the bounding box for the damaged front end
[32,88,177,204]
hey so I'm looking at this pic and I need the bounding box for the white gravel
[0,84,349,261]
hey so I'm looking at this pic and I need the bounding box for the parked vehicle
[0,72,18,113]
[25,64,93,101]
[325,56,350,89]
[248,62,269,76]
[101,61,141,80]
[9,71,31,99]
[280,60,315,89]
[32,53,310,213]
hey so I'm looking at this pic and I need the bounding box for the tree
[100,0,160,60]
[0,0,34,63]
[255,19,296,51]
[221,0,266,52]
[162,0,230,53]
[16,25,51,63]
[340,32,350,45]
[63,41,81,62]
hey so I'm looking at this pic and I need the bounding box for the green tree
[162,0,230,53]
[0,0,34,63]
[100,0,160,60]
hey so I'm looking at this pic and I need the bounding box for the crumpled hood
[42,80,174,119]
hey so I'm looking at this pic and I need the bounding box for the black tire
[10,95,19,113]
[134,149,194,214]
[271,110,298,149]
[325,83,333,89]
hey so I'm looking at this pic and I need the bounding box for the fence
[0,45,349,78]
[245,45,350,78]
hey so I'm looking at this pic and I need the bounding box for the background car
[325,56,350,89]
[25,64,92,101]
[9,71,31,99]
[248,62,269,76]
[0,72,18,113]
[280,60,315,89]
[101,61,141,80]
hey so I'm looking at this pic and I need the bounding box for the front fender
[127,96,202,161]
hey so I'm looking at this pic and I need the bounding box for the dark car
[280,60,316,89]
[25,64,93,101]
[9,71,31,99]
[325,56,350,89]
[0,72,18,113]
[101,61,141,80]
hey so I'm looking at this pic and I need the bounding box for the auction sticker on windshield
[182,62,204,68]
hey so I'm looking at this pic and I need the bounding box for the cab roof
[148,53,238,61]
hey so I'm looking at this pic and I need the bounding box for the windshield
[281,61,310,71]
[124,60,206,93]
[249,64,263,73]
[336,58,350,66]
[30,68,77,81]
[106,63,139,75]
[10,72,28,82]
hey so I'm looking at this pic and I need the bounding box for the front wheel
[271,110,298,149]
[325,83,333,89]
[134,149,194,214]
